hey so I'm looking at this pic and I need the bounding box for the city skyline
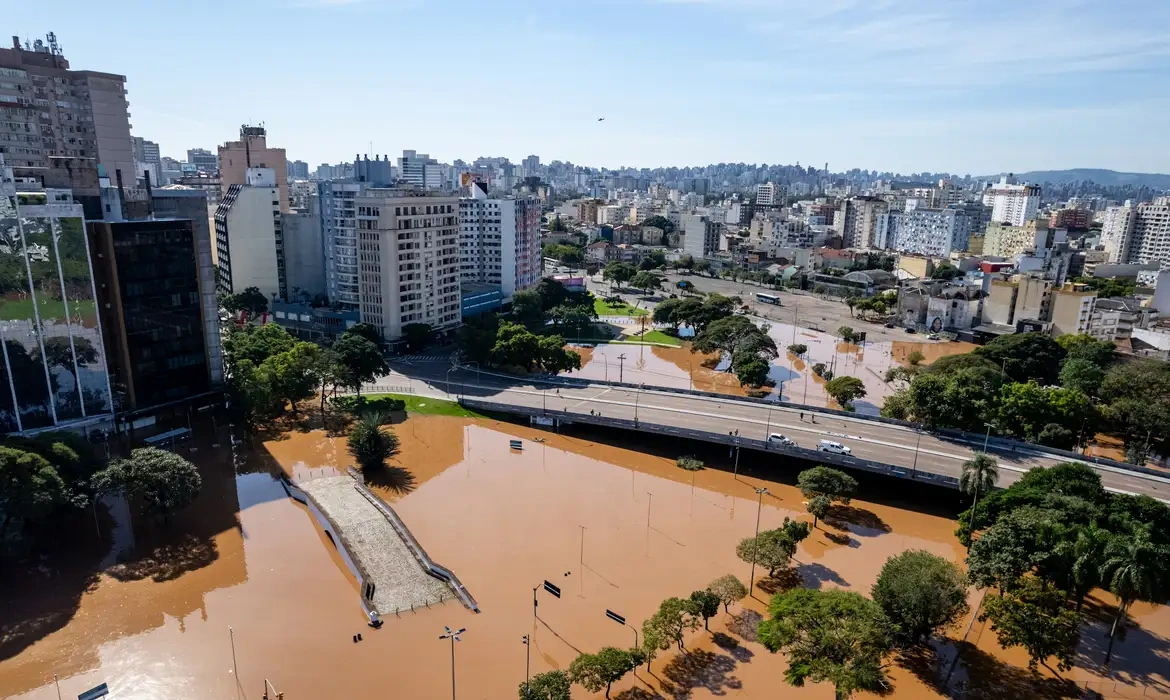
[9,0,1170,174]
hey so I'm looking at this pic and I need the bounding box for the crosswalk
[393,354,454,363]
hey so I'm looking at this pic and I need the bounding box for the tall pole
[748,487,768,596]
[53,674,61,700]
[522,635,531,698]
[229,626,239,700]
[617,353,626,384]
[449,634,456,700]
[645,492,652,556]
[733,444,741,478]
[911,429,922,479]
[983,423,993,453]
[765,404,773,439]
[634,387,640,425]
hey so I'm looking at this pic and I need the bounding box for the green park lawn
[364,393,485,418]
[594,298,648,317]
[634,330,681,346]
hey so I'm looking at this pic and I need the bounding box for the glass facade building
[0,172,114,433]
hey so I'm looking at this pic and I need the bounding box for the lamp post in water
[748,487,768,596]
[439,625,466,700]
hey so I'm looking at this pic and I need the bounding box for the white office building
[1130,198,1170,270]
[879,206,972,256]
[1101,204,1138,264]
[459,183,541,300]
[215,168,285,300]
[982,176,1041,226]
[355,190,461,341]
[398,150,442,190]
[756,182,779,207]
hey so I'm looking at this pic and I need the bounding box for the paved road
[376,363,1170,503]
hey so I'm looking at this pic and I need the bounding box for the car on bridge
[767,433,795,447]
[818,439,852,455]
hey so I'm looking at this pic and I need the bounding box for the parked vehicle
[767,433,795,447]
[884,322,895,328]
[817,439,852,455]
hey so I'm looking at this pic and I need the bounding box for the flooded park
[1,411,1168,699]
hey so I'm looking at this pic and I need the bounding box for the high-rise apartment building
[287,159,309,180]
[879,206,972,256]
[1130,198,1170,270]
[0,156,115,433]
[132,137,161,185]
[187,148,218,173]
[218,125,289,212]
[0,34,134,181]
[837,197,889,249]
[982,176,1041,226]
[1101,204,1137,264]
[320,180,363,309]
[755,182,782,207]
[214,168,285,301]
[984,219,1050,259]
[522,155,540,175]
[458,183,540,300]
[355,191,461,340]
[398,150,441,190]
[283,200,325,300]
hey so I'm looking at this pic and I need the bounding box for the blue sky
[11,0,1170,174]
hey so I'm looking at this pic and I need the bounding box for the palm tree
[1099,525,1167,664]
[845,295,858,317]
[1071,523,1110,611]
[959,453,999,534]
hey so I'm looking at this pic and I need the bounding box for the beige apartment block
[219,125,289,212]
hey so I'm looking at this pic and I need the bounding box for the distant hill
[981,169,1170,189]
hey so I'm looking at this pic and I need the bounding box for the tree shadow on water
[726,609,763,643]
[827,504,892,536]
[362,464,417,496]
[949,642,1082,700]
[657,649,743,699]
[104,532,219,583]
[799,562,849,589]
[712,631,755,664]
[755,567,802,596]
[1072,595,1170,695]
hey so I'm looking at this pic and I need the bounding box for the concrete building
[577,199,601,224]
[398,150,441,190]
[271,302,359,343]
[1088,297,1155,342]
[836,197,889,249]
[214,168,285,301]
[984,219,1049,259]
[1101,204,1138,264]
[355,154,394,186]
[0,156,115,433]
[287,159,309,180]
[983,278,1020,327]
[683,214,719,258]
[0,34,134,181]
[458,183,540,300]
[283,203,325,301]
[355,190,461,341]
[319,181,363,308]
[218,125,289,213]
[1049,284,1097,337]
[982,176,1041,226]
[755,182,781,207]
[132,137,161,185]
[1130,197,1170,270]
[1049,207,1092,230]
[879,206,972,256]
[187,148,218,173]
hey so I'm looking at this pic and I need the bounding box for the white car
[767,433,795,447]
[817,439,852,455]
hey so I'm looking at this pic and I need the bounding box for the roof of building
[1094,297,1145,313]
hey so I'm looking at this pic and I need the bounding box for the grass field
[633,329,681,346]
[594,298,648,317]
[365,393,485,418]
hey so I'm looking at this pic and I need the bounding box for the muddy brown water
[2,415,1166,699]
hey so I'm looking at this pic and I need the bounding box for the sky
[10,0,1170,175]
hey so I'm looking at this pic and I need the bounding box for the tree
[930,264,963,281]
[1059,357,1105,396]
[906,350,925,366]
[1070,522,1110,611]
[707,574,747,614]
[758,588,892,700]
[629,270,661,293]
[979,576,1081,672]
[333,334,388,398]
[0,446,66,540]
[639,624,666,671]
[1099,524,1169,664]
[807,494,832,529]
[845,295,858,317]
[653,297,700,330]
[689,589,721,630]
[520,670,571,700]
[959,453,999,532]
[644,596,699,651]
[674,254,694,270]
[965,506,1054,592]
[92,447,201,521]
[837,325,856,343]
[974,332,1067,384]
[735,358,770,387]
[511,290,546,328]
[641,214,675,234]
[401,323,433,352]
[1056,333,1116,367]
[602,261,636,288]
[259,341,324,415]
[797,466,857,505]
[223,322,297,366]
[736,518,809,576]
[347,411,399,471]
[787,343,808,357]
[1037,423,1077,450]
[1098,359,1170,463]
[871,550,969,647]
[569,647,639,699]
[694,259,712,276]
[342,322,382,346]
[223,286,269,316]
[824,376,867,409]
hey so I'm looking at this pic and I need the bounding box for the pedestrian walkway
[393,353,453,363]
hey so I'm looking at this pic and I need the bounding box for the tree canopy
[973,332,1066,385]
[797,466,857,505]
[568,647,641,698]
[92,447,201,520]
[871,550,969,647]
[824,375,867,410]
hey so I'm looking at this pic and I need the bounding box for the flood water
[2,415,1166,699]
[568,323,977,414]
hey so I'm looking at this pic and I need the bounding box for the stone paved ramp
[299,476,451,614]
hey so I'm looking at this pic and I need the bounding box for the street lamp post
[617,353,627,384]
[911,429,923,479]
[439,626,466,700]
[521,635,531,697]
[748,487,768,596]
[634,385,641,425]
[445,367,457,397]
[983,422,995,453]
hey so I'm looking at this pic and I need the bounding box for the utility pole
[617,353,627,384]
[748,487,768,596]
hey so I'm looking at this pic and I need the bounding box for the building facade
[836,197,889,249]
[458,184,539,300]
[214,168,285,300]
[319,180,362,308]
[983,219,1049,259]
[187,148,218,173]
[0,35,134,181]
[880,207,972,256]
[982,176,1041,226]
[282,203,325,300]
[1131,198,1170,270]
[355,191,460,341]
[0,160,114,433]
[1101,204,1137,264]
[218,125,289,213]
[683,214,719,258]
[398,150,441,190]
